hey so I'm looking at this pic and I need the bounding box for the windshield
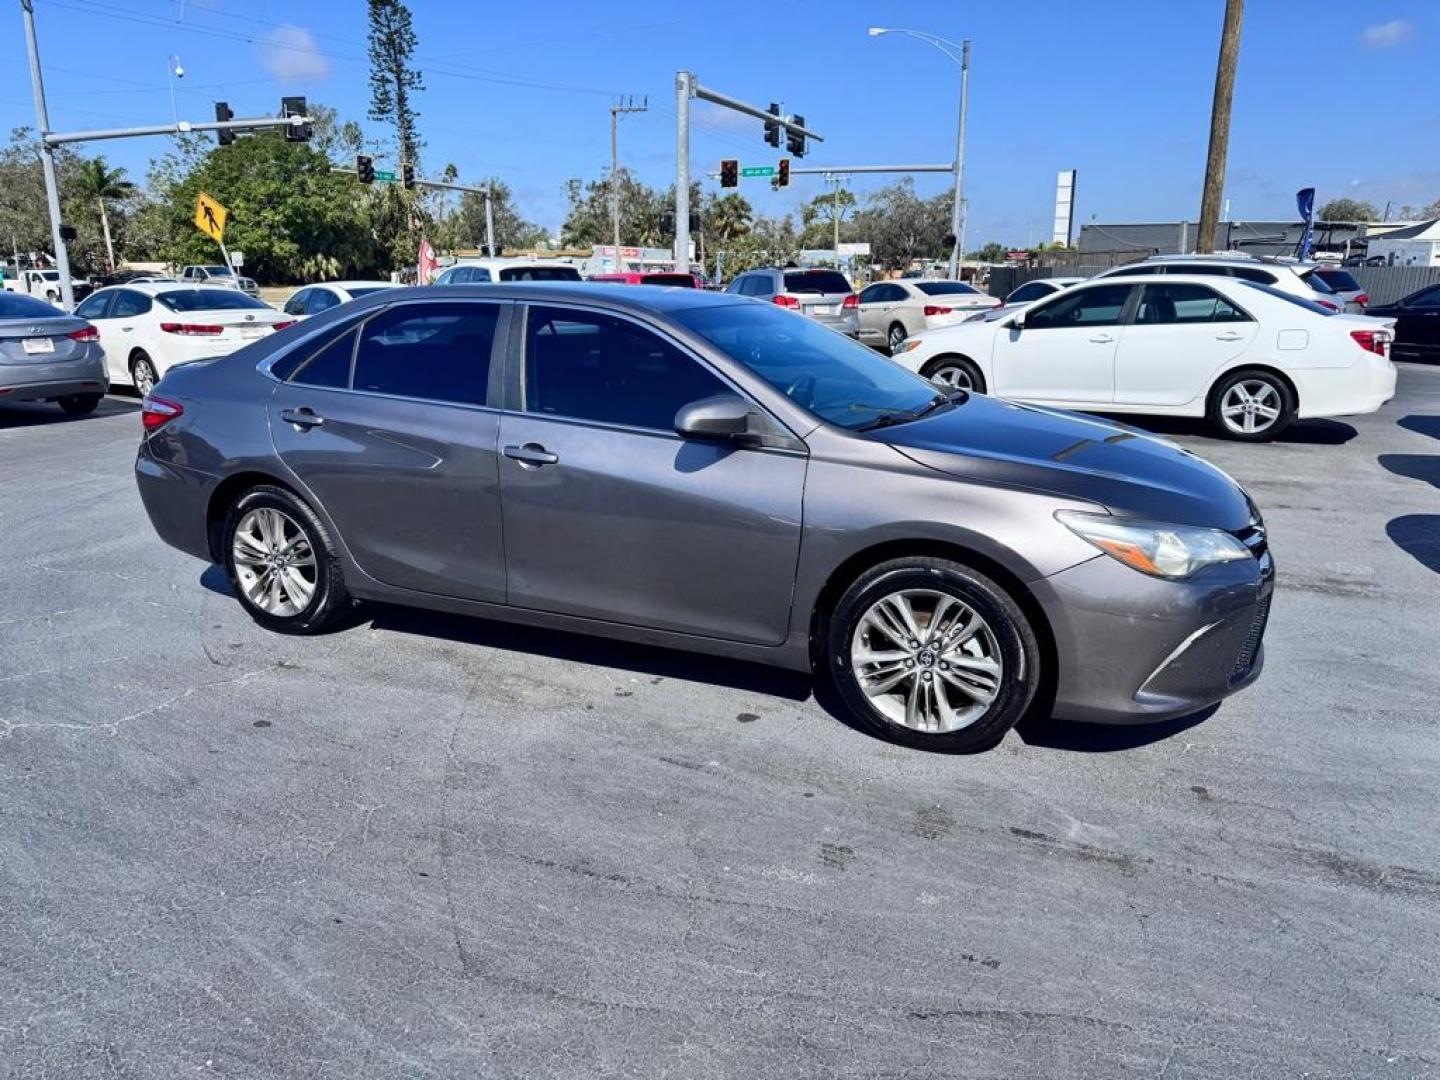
[640,273,696,287]
[1314,268,1361,292]
[156,289,270,312]
[916,282,981,297]
[783,270,852,295]
[675,302,946,431]
[498,266,582,282]
[1236,280,1335,315]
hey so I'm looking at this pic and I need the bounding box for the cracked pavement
[2,370,1438,1078]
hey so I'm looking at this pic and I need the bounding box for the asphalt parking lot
[3,366,1438,1079]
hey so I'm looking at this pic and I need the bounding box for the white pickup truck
[1,268,93,306]
[179,264,260,298]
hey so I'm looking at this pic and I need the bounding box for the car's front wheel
[922,355,986,394]
[222,485,350,634]
[887,323,908,354]
[1208,368,1295,441]
[824,557,1040,752]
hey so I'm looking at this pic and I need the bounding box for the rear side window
[307,290,340,315]
[1229,267,1279,286]
[283,290,310,316]
[523,305,727,431]
[1235,280,1335,315]
[351,303,499,406]
[1314,268,1360,292]
[1136,283,1251,325]
[109,291,152,318]
[1005,281,1051,304]
[288,327,357,388]
[498,265,581,282]
[1410,286,1440,309]
[783,270,852,295]
[1026,284,1133,329]
[1104,264,1160,277]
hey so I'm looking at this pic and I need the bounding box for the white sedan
[73,283,294,395]
[282,280,397,320]
[855,279,1000,352]
[892,273,1397,440]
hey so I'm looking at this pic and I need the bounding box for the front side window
[307,290,340,314]
[283,290,311,316]
[1006,281,1049,304]
[675,302,942,432]
[1025,284,1133,329]
[72,292,113,320]
[351,302,498,406]
[523,305,728,431]
[858,284,887,304]
[1135,283,1251,325]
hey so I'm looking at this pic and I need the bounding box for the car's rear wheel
[222,485,350,634]
[922,355,986,394]
[887,323,908,354]
[130,352,158,397]
[57,394,101,415]
[824,557,1040,752]
[1208,368,1295,441]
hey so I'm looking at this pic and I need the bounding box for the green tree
[561,167,667,248]
[799,187,857,250]
[1318,197,1378,222]
[849,179,951,271]
[73,157,134,271]
[436,178,548,254]
[968,241,1008,263]
[0,128,113,276]
[367,0,424,169]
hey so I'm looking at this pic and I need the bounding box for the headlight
[896,339,922,354]
[1055,511,1252,579]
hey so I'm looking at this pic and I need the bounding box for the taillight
[66,325,99,342]
[842,294,859,309]
[1316,299,1340,312]
[923,305,953,316]
[772,294,800,309]
[1349,329,1389,357]
[141,394,183,433]
[271,320,297,331]
[159,322,223,335]
[1355,293,1369,308]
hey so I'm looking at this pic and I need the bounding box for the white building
[1366,219,1440,267]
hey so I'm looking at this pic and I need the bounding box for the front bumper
[0,349,109,402]
[1031,547,1274,725]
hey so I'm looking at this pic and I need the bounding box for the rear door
[856,282,903,344]
[990,283,1135,404]
[496,303,805,645]
[1114,282,1258,406]
[98,289,152,382]
[269,300,509,603]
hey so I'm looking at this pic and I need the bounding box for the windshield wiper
[854,395,953,432]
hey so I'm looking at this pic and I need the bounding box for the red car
[590,271,701,288]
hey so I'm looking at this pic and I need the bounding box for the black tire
[922,354,986,394]
[222,485,351,635]
[1207,368,1295,442]
[57,394,101,415]
[887,322,909,354]
[130,352,159,397]
[823,557,1041,753]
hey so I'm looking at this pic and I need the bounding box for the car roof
[94,282,250,296]
[446,258,577,270]
[317,280,395,290]
[353,281,747,315]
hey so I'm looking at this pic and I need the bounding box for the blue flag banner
[1296,187,1316,260]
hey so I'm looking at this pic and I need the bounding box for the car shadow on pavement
[1094,414,1358,446]
[1014,705,1218,752]
[0,397,138,429]
[1377,454,1440,489]
[1398,415,1440,441]
[1387,516,1440,574]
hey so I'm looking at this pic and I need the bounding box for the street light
[869,27,970,279]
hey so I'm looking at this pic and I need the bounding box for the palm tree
[74,158,135,272]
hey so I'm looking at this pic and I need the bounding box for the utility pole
[485,183,495,256]
[1197,0,1244,254]
[952,39,970,277]
[610,96,647,273]
[21,0,74,310]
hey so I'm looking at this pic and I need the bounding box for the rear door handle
[1215,332,1245,341]
[504,442,559,467]
[1088,333,1115,344]
[279,407,324,429]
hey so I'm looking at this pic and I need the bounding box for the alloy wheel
[1220,379,1281,435]
[231,507,317,617]
[132,358,157,397]
[849,588,1003,733]
[930,364,974,391]
[888,325,907,353]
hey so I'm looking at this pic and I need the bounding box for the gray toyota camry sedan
[136,284,1273,752]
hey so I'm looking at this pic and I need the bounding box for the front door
[989,283,1134,405]
[269,300,509,603]
[1114,281,1258,406]
[498,303,806,646]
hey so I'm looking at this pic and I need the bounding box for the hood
[877,393,1255,531]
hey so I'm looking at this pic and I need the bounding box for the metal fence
[987,262,1440,307]
[1347,266,1440,306]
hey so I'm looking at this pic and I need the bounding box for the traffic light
[786,115,806,158]
[719,159,738,188]
[401,161,416,190]
[764,103,781,148]
[776,158,790,189]
[281,96,311,141]
[356,154,375,185]
[214,101,234,146]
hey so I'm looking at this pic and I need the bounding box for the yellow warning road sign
[194,192,228,243]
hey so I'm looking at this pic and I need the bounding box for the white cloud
[1361,19,1414,49]
[256,24,332,83]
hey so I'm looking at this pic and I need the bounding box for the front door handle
[1215,331,1245,341]
[1088,333,1115,344]
[504,442,559,467]
[279,407,324,429]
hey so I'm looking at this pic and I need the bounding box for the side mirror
[674,393,752,439]
[1008,309,1026,330]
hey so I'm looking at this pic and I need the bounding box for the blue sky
[5,0,1438,244]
